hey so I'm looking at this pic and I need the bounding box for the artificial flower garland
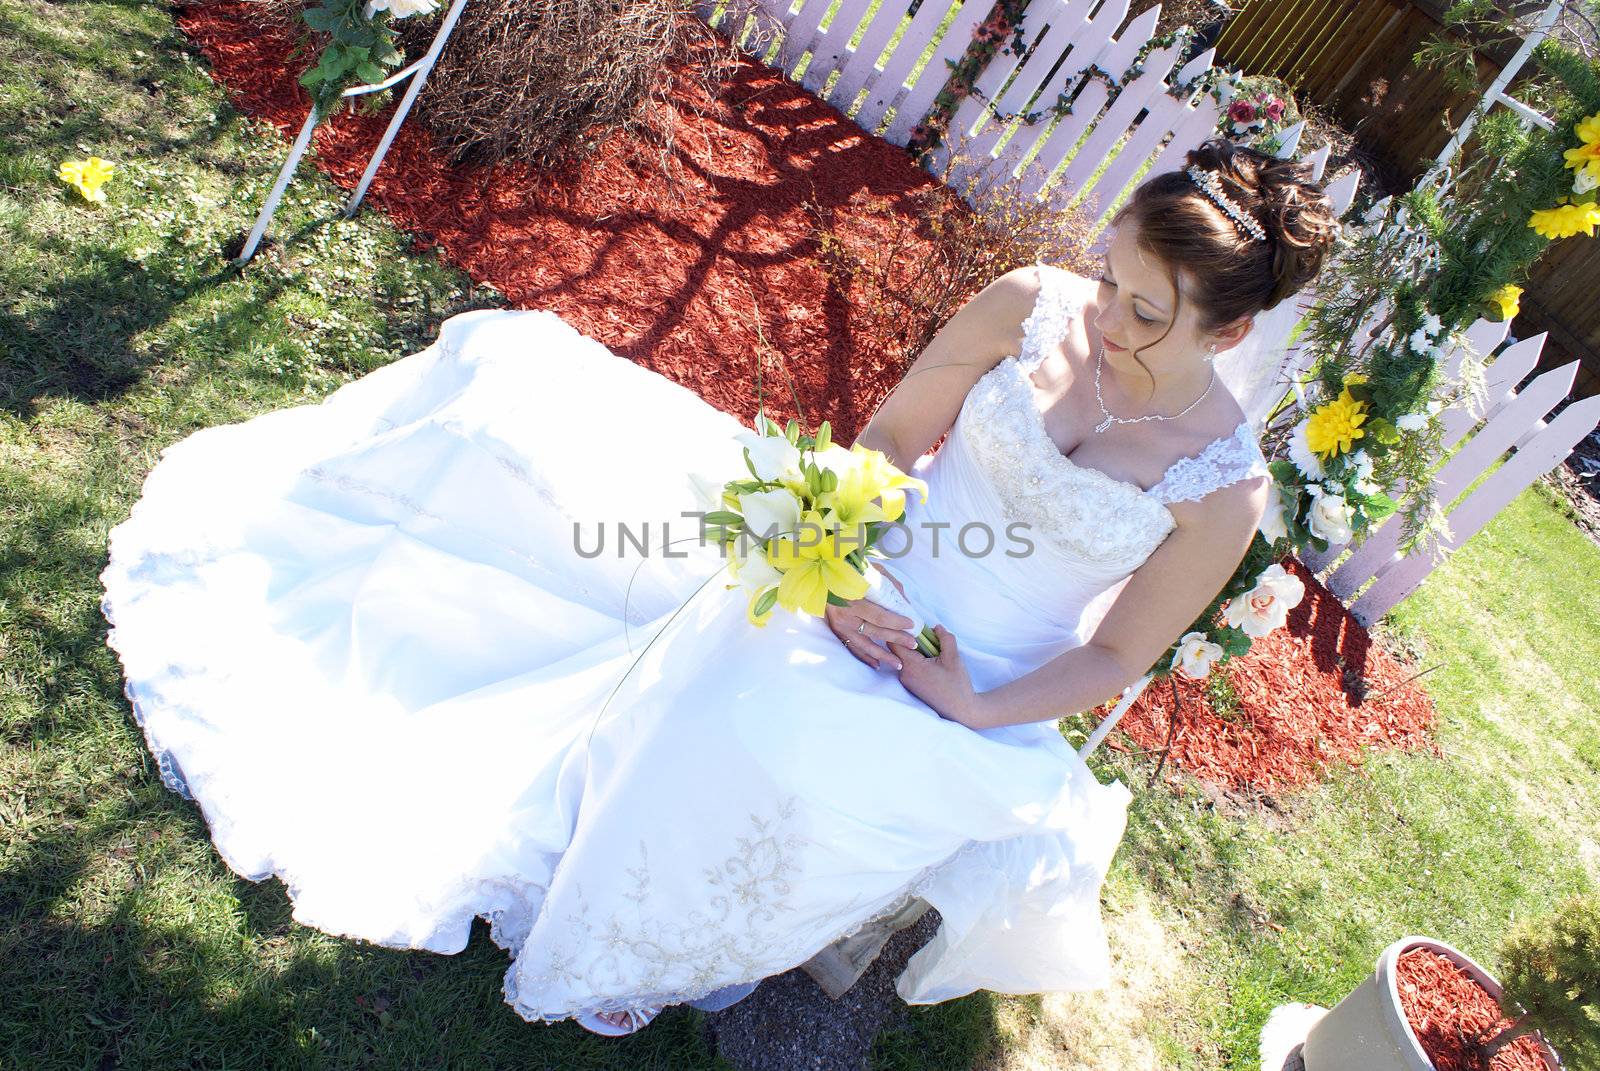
[906,20,1298,162]
[1161,91,1600,686]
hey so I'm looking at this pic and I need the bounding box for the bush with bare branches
[808,149,1102,378]
[395,0,737,168]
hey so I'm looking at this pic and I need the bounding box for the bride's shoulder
[982,264,1091,326]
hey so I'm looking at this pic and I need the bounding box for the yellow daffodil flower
[57,157,115,203]
[1562,112,1600,183]
[1305,392,1368,459]
[764,510,870,618]
[1529,201,1600,240]
[1490,283,1523,321]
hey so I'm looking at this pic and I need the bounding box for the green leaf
[826,591,852,607]
[753,587,779,618]
[355,62,385,84]
[1364,416,1401,445]
[1361,492,1399,521]
[1268,459,1300,486]
[703,510,743,526]
[301,7,340,31]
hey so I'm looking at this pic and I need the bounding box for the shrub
[396,0,736,168]
[808,144,1102,378]
[1485,893,1600,1066]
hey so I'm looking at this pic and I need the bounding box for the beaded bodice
[952,264,1269,573]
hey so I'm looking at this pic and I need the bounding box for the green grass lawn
[4,2,1598,1069]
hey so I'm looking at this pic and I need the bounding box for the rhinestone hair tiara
[1185,165,1267,242]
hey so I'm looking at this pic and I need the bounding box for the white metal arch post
[233,0,471,265]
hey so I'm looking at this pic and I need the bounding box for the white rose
[1288,418,1325,480]
[1258,487,1290,543]
[364,0,440,18]
[734,430,802,483]
[1171,631,1225,681]
[1223,563,1306,639]
[1575,169,1598,196]
[1307,485,1355,545]
[1396,412,1428,432]
[737,488,802,544]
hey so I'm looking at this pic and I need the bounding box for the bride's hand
[825,574,918,672]
[895,625,990,729]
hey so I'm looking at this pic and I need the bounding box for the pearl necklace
[1092,344,1216,434]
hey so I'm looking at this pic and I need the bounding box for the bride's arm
[962,476,1272,730]
[852,266,1042,471]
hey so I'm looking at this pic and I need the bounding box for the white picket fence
[700,0,1232,228]
[1299,321,1600,624]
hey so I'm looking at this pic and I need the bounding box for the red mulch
[1395,947,1549,1071]
[178,5,1439,796]
[178,0,946,441]
[1106,559,1438,794]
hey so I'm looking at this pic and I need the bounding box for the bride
[99,138,1339,1037]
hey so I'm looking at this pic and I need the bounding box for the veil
[1211,294,1313,432]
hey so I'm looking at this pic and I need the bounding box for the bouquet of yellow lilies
[696,412,941,656]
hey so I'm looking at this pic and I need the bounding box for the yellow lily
[838,444,929,523]
[57,156,115,203]
[765,510,870,618]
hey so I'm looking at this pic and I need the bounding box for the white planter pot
[1301,936,1562,1071]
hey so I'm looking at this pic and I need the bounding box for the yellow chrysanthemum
[1490,283,1523,321]
[1562,112,1600,181]
[57,156,115,203]
[1528,201,1600,240]
[1304,392,1368,459]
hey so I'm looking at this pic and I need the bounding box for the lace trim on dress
[1017,264,1084,374]
[958,360,1178,571]
[504,796,988,1022]
[1147,421,1270,505]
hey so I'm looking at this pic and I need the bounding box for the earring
[1204,343,1218,364]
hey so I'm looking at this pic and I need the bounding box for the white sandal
[574,1004,664,1037]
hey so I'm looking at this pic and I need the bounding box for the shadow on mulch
[179,0,950,443]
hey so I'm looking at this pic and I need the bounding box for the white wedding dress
[99,264,1267,1024]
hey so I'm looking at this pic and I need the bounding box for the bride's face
[1089,223,1247,379]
